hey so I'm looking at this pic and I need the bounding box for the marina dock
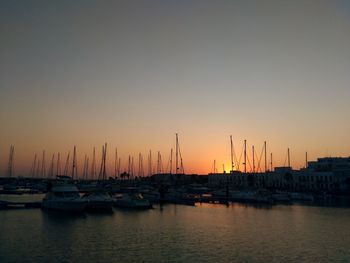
[0,201,41,209]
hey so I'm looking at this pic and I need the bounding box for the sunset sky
[1,0,350,177]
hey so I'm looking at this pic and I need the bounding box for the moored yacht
[82,189,114,212]
[114,193,152,209]
[42,180,87,212]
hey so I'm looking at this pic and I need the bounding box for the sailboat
[82,143,114,212]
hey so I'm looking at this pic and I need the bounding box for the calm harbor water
[1,195,350,263]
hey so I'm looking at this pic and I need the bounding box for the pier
[0,201,41,209]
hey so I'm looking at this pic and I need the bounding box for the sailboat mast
[49,153,55,178]
[64,151,70,176]
[148,150,152,176]
[72,146,76,180]
[157,151,160,174]
[160,152,163,173]
[83,155,87,180]
[270,153,273,171]
[41,150,46,178]
[31,153,37,178]
[36,159,41,179]
[264,141,267,173]
[230,135,234,172]
[170,148,173,174]
[9,145,14,178]
[118,158,121,178]
[91,147,96,179]
[287,148,290,168]
[103,143,107,180]
[131,156,134,178]
[98,145,105,180]
[305,152,308,168]
[175,133,179,175]
[138,153,141,177]
[244,140,247,174]
[252,145,255,173]
[86,157,89,180]
[115,148,118,178]
[139,153,144,177]
[56,153,61,176]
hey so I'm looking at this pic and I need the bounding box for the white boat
[42,182,87,212]
[82,190,114,212]
[114,193,152,209]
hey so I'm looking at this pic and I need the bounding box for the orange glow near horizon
[1,134,349,177]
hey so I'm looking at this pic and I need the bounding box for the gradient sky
[1,0,350,176]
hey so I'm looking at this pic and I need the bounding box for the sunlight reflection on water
[0,198,350,262]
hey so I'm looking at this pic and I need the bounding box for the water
[1,196,350,263]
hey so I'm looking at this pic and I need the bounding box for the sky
[1,0,350,177]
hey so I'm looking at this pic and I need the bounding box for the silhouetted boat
[82,189,114,212]
[42,180,87,212]
[114,193,152,209]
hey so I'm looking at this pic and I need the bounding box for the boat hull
[114,199,152,209]
[85,200,113,212]
[42,200,87,212]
